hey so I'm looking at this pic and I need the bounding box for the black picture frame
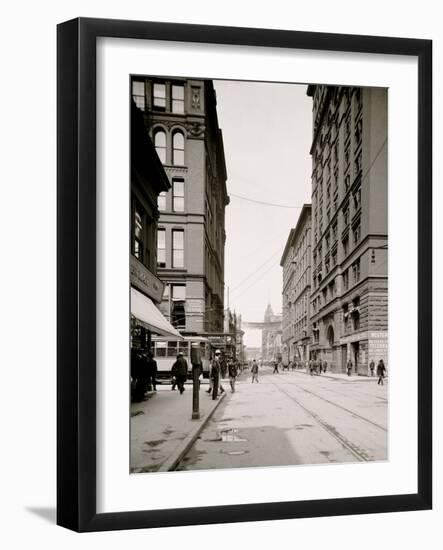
[57,17,432,532]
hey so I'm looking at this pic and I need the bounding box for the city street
[176,366,388,471]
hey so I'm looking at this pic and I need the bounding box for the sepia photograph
[129,76,388,474]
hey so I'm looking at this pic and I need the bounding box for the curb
[292,370,380,382]
[158,391,226,472]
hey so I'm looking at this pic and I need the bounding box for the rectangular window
[353,188,361,211]
[167,341,178,357]
[153,82,166,109]
[132,81,145,111]
[172,84,185,114]
[353,223,361,245]
[354,150,363,177]
[343,269,349,290]
[172,179,185,212]
[171,285,186,328]
[157,228,166,267]
[133,208,144,261]
[352,259,361,282]
[172,230,184,268]
[155,341,167,357]
[342,235,349,256]
[158,191,166,211]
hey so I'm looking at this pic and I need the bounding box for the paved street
[176,366,388,471]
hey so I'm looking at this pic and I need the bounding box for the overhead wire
[228,192,305,209]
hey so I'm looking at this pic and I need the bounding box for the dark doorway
[341,345,347,373]
[352,342,360,373]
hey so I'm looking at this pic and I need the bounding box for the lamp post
[190,343,201,420]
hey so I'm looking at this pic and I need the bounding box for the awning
[131,287,183,339]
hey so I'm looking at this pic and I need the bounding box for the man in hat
[209,349,222,400]
[172,352,188,394]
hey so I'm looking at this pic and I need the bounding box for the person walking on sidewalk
[228,359,238,393]
[251,359,259,383]
[369,360,375,377]
[377,359,386,385]
[323,360,328,374]
[346,359,353,376]
[273,360,279,374]
[209,349,222,400]
[145,350,158,392]
[131,349,147,402]
[172,352,188,394]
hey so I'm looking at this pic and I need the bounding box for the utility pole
[190,343,201,420]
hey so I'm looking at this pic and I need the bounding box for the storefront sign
[130,256,164,304]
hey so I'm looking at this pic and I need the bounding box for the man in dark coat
[228,360,238,393]
[377,359,386,385]
[323,360,328,374]
[146,350,158,392]
[346,359,353,376]
[210,350,222,399]
[172,352,188,394]
[131,349,148,402]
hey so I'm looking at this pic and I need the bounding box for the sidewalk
[292,369,386,382]
[130,381,226,473]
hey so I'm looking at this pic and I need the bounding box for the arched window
[172,131,185,166]
[154,129,166,164]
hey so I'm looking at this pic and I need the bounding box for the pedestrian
[251,359,259,383]
[318,359,322,374]
[346,359,353,376]
[145,350,158,391]
[228,359,238,393]
[288,360,293,371]
[309,359,313,376]
[171,352,188,394]
[323,360,328,374]
[313,357,318,375]
[210,349,222,399]
[273,360,279,374]
[131,349,147,402]
[369,360,375,377]
[377,359,386,385]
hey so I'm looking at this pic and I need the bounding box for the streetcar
[151,335,211,381]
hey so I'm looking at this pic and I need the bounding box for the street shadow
[26,506,56,524]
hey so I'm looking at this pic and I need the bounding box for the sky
[214,80,313,347]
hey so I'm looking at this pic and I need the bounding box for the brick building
[280,204,312,363]
[307,85,388,374]
[131,77,229,335]
[130,101,182,352]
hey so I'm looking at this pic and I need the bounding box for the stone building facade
[280,204,312,363]
[131,77,229,335]
[307,85,388,374]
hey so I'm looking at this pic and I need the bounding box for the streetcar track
[273,383,372,462]
[285,383,388,432]
[287,371,388,401]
